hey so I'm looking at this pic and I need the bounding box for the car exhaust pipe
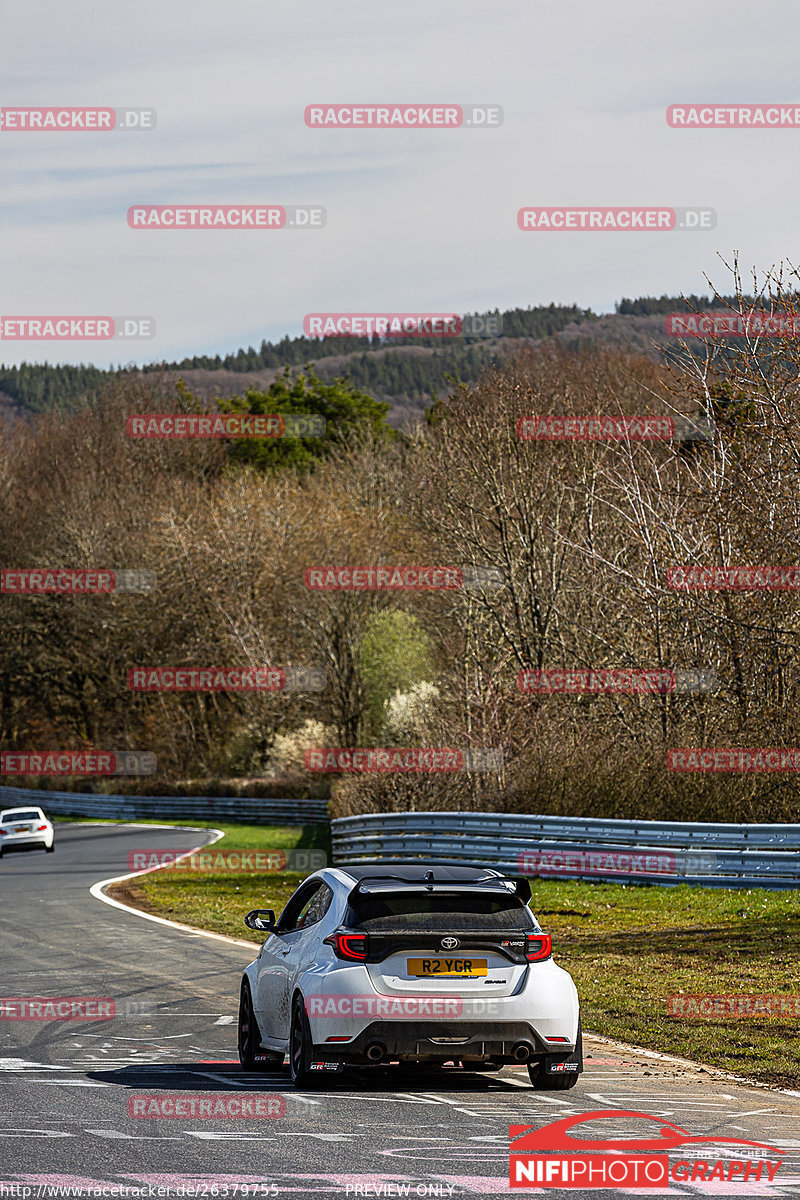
[511,1041,533,1063]
[366,1042,386,1062]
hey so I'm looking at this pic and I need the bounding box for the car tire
[45,842,55,853]
[529,1065,580,1090]
[238,981,282,1071]
[289,995,321,1088]
[528,1020,582,1090]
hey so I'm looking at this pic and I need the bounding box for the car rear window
[346,891,535,933]
[1,811,41,822]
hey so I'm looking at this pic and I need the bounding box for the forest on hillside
[0,296,736,418]
[2,278,800,824]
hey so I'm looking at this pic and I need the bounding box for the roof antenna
[424,870,435,891]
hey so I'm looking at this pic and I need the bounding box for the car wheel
[289,995,320,1088]
[529,1064,580,1089]
[528,1021,582,1090]
[237,981,281,1071]
[45,842,55,853]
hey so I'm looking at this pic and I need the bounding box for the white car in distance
[0,807,55,856]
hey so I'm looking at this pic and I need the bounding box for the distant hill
[0,295,738,427]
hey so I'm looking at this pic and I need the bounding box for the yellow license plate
[407,958,487,977]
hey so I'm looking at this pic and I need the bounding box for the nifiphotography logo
[509,1110,784,1189]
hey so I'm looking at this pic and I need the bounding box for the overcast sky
[2,0,799,368]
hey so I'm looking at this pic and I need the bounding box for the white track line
[88,824,260,950]
[585,1031,800,1100]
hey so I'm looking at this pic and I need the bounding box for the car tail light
[324,931,367,961]
[0,830,6,836]
[37,824,48,831]
[525,933,552,962]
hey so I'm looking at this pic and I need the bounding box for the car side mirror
[244,909,276,932]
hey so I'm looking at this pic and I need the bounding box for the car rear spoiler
[348,870,532,904]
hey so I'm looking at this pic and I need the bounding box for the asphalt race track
[1,823,799,1198]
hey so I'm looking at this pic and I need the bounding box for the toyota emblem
[440,937,459,950]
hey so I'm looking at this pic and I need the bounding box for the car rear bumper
[0,835,48,850]
[301,960,580,1046]
[315,1019,581,1066]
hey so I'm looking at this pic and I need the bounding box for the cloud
[2,0,798,366]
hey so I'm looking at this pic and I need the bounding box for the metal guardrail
[332,811,800,889]
[0,786,328,825]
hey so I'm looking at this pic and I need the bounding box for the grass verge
[530,879,800,1090]
[106,822,799,1089]
[106,821,329,940]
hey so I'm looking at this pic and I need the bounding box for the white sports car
[238,862,582,1088]
[0,806,55,856]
